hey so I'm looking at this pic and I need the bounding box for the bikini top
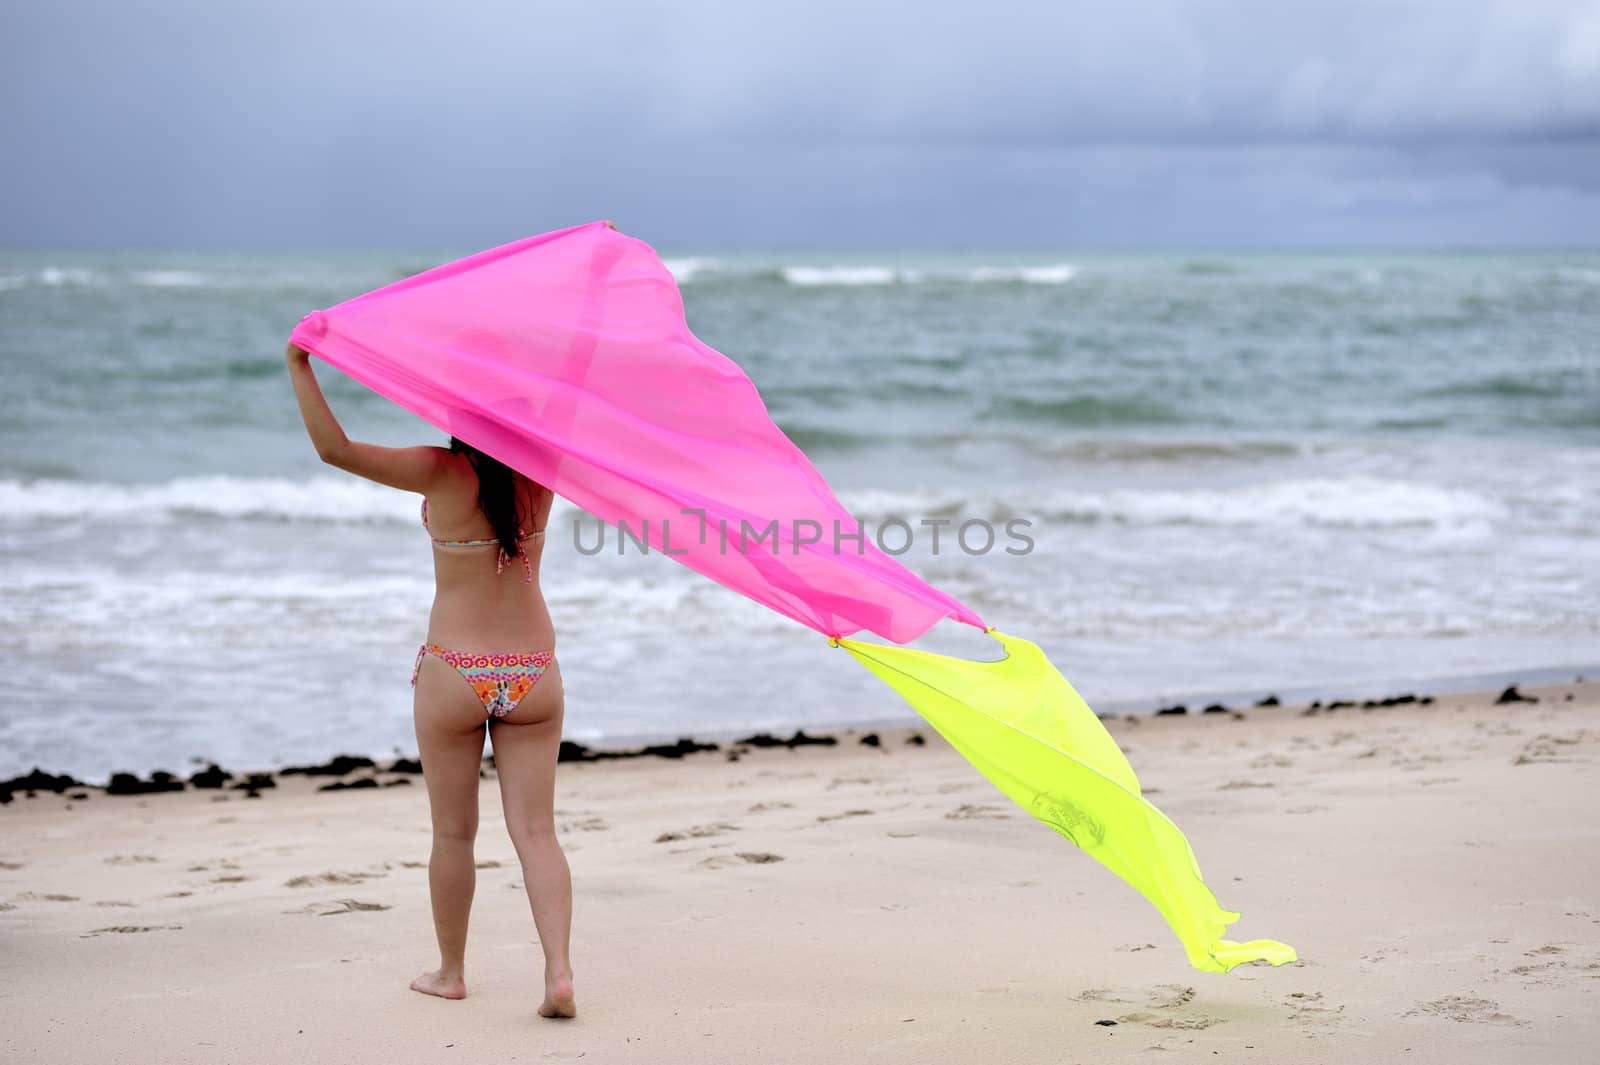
[421,498,543,583]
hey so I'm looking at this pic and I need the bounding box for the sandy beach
[3,678,1596,1064]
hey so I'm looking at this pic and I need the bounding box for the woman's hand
[603,219,618,231]
[286,340,311,365]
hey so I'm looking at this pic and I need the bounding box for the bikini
[410,498,556,720]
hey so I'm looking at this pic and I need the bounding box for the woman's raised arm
[285,341,452,493]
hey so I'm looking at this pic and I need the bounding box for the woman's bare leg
[410,652,489,999]
[492,663,575,1018]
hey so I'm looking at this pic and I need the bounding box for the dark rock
[2,768,84,795]
[638,738,719,760]
[189,764,231,789]
[1094,1019,1118,1026]
[279,754,377,777]
[734,730,837,749]
[230,773,276,791]
[1254,694,1281,707]
[1363,693,1420,709]
[1328,700,1355,710]
[69,791,90,800]
[318,777,379,792]
[385,757,424,774]
[786,729,837,748]
[557,740,598,763]
[1309,700,1323,709]
[381,778,412,787]
[906,734,926,746]
[105,771,185,796]
[859,733,882,747]
[1495,685,1538,705]
[1420,696,1434,705]
[1202,703,1230,715]
[1155,704,1188,716]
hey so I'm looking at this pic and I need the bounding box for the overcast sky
[2,0,1597,249]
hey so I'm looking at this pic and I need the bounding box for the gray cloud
[1,0,1596,247]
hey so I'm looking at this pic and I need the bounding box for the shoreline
[3,669,1589,803]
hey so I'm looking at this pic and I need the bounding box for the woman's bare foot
[410,969,466,1000]
[539,975,576,1019]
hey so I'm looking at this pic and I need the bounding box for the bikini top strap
[492,544,535,583]
[422,494,538,581]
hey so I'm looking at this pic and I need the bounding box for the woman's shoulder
[423,451,484,505]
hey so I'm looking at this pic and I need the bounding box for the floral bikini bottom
[411,644,556,720]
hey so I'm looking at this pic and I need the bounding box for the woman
[286,340,575,1019]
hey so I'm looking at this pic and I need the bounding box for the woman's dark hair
[449,437,528,559]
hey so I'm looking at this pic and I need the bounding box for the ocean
[2,245,1596,780]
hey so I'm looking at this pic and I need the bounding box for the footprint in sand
[281,898,393,916]
[1285,990,1344,1026]
[1116,1012,1221,1030]
[12,892,80,903]
[944,803,1009,820]
[1144,985,1195,1009]
[317,899,391,916]
[0,860,28,870]
[103,854,160,865]
[1075,984,1191,1009]
[816,808,874,823]
[1405,995,1522,1025]
[655,822,739,843]
[1081,985,1224,1030]
[81,925,182,938]
[284,870,386,888]
[559,816,608,832]
[695,852,784,869]
[1508,960,1563,980]
[747,801,794,813]
[1509,945,1574,984]
[92,900,137,908]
